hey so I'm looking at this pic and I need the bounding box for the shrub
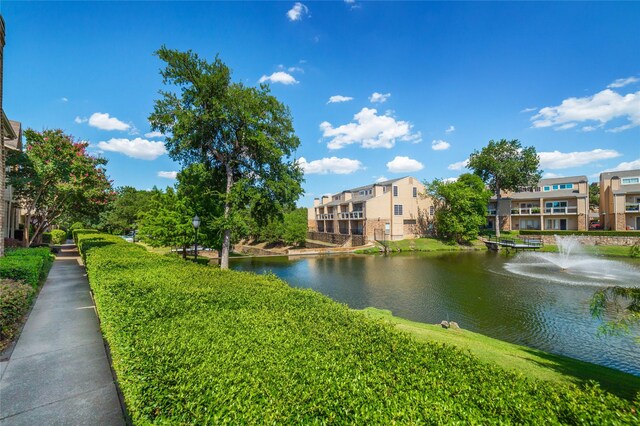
[630,242,640,258]
[520,230,640,237]
[51,229,67,245]
[77,232,639,424]
[0,279,35,344]
[1,248,55,287]
[41,232,52,244]
[73,228,98,244]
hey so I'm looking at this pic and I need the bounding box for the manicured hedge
[51,229,67,245]
[520,230,640,237]
[78,232,640,424]
[0,279,35,344]
[73,228,98,244]
[0,248,54,288]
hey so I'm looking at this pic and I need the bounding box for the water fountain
[504,236,640,287]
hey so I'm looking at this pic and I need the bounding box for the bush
[73,228,98,244]
[631,243,640,258]
[77,232,639,424]
[41,232,52,244]
[51,229,67,245]
[520,230,640,237]
[1,248,55,288]
[0,279,35,343]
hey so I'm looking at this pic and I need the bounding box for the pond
[231,251,640,376]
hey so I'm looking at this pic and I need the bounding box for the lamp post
[192,215,200,262]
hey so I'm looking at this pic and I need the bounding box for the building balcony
[626,203,640,212]
[317,214,334,220]
[543,206,578,215]
[337,211,364,219]
[487,209,497,216]
[510,207,541,215]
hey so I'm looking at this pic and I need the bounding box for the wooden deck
[482,237,543,251]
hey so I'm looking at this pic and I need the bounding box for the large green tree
[99,186,153,235]
[589,182,600,210]
[468,139,541,238]
[591,286,640,343]
[149,47,304,269]
[8,129,114,246]
[425,174,492,244]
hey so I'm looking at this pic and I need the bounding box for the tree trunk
[220,163,233,270]
[182,244,187,260]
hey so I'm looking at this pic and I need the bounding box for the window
[383,186,387,193]
[412,187,417,198]
[429,206,435,216]
[543,186,550,191]
[394,204,403,215]
[622,177,640,185]
[393,186,398,197]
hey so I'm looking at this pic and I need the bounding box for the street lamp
[192,215,200,262]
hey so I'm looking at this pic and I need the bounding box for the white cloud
[600,158,640,173]
[287,2,309,21]
[386,156,424,173]
[542,172,563,179]
[74,116,87,124]
[531,89,640,132]
[288,66,304,73]
[258,71,299,85]
[520,107,537,113]
[61,97,68,102]
[447,159,469,171]
[607,77,639,88]
[431,139,450,151]
[327,95,354,104]
[445,125,455,133]
[145,131,165,138]
[369,92,391,103]
[97,138,167,160]
[375,176,388,183]
[539,149,621,170]
[442,177,458,183]
[88,112,131,131]
[297,156,363,175]
[158,171,178,179]
[321,107,421,150]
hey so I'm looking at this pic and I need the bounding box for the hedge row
[0,247,54,288]
[77,231,639,424]
[521,230,640,237]
[0,279,35,344]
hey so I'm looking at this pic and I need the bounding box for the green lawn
[361,307,640,400]
[356,237,486,253]
[540,244,639,258]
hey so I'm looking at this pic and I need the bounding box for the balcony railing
[487,209,497,216]
[510,207,541,215]
[317,213,334,220]
[626,203,640,212]
[338,211,364,219]
[543,206,578,215]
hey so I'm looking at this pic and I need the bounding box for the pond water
[231,251,640,376]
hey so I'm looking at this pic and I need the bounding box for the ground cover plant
[77,231,639,424]
[0,247,54,351]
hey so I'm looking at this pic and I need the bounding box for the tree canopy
[149,47,304,268]
[99,186,153,235]
[8,129,114,246]
[425,174,492,244]
[468,139,541,237]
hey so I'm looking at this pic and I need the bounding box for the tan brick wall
[365,219,387,242]
[577,213,587,231]
[615,213,626,231]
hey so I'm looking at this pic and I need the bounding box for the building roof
[613,183,640,195]
[539,175,588,185]
[346,177,404,193]
[601,169,640,180]
[5,120,22,151]
[492,188,587,201]
[1,112,17,140]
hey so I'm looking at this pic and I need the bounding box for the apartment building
[487,176,589,231]
[308,176,433,243]
[4,119,23,240]
[599,169,640,231]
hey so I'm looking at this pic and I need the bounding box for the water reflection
[231,252,640,375]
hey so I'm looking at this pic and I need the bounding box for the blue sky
[3,1,639,207]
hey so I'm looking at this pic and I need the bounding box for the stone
[449,321,460,330]
[440,320,449,329]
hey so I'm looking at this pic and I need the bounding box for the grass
[356,237,486,253]
[540,244,639,258]
[361,307,640,401]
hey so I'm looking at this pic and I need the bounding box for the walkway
[0,246,125,425]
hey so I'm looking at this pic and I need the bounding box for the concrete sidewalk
[0,246,125,425]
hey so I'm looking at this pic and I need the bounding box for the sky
[2,1,639,207]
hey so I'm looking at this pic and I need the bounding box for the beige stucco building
[308,176,433,244]
[599,169,640,231]
[488,176,589,231]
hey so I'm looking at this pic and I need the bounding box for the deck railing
[625,203,640,212]
[543,206,578,215]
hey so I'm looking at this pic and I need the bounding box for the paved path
[0,246,125,425]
